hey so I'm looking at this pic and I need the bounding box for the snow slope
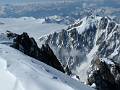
[0,44,94,90]
[0,57,25,90]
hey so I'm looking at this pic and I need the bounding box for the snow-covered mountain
[0,31,94,90]
[0,0,119,23]
[0,15,119,90]
[0,1,119,90]
[39,15,120,82]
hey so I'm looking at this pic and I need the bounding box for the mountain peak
[39,16,120,82]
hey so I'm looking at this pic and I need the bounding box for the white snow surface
[0,44,94,90]
[0,57,25,90]
[70,16,101,34]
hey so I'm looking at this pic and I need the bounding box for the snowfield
[0,44,94,90]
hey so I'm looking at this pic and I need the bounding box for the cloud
[0,6,5,15]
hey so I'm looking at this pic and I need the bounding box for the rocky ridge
[39,15,120,81]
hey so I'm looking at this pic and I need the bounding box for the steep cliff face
[39,16,98,71]
[39,15,120,81]
[87,57,120,90]
[96,17,120,63]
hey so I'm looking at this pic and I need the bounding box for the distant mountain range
[0,0,119,21]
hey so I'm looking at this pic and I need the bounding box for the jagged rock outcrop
[39,16,120,77]
[0,31,18,45]
[6,30,18,39]
[11,32,65,73]
[39,19,97,72]
[40,28,88,72]
[87,57,120,90]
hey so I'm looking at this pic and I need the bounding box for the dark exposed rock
[6,30,18,39]
[64,65,72,75]
[11,32,65,73]
[107,22,115,35]
[99,17,108,29]
[87,57,120,90]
